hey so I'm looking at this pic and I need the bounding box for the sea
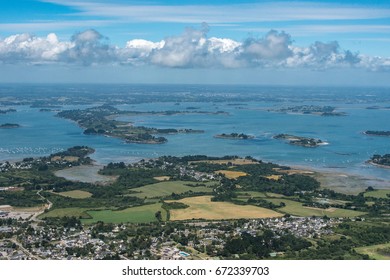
[0,84,389,183]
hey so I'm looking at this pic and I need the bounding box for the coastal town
[0,213,342,260]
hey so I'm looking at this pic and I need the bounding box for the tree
[155,211,162,222]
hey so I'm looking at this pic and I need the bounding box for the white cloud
[0,26,388,71]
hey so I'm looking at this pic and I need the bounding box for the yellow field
[56,190,93,199]
[190,158,258,165]
[51,156,61,162]
[264,175,282,180]
[63,156,79,162]
[215,170,247,179]
[153,176,171,181]
[167,196,283,221]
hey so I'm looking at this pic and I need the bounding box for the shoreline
[367,161,390,169]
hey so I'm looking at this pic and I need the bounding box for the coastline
[367,160,390,169]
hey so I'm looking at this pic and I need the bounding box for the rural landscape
[1,143,390,260]
[1,0,390,267]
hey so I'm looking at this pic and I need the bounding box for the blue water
[1,85,390,181]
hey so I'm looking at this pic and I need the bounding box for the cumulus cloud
[0,26,388,71]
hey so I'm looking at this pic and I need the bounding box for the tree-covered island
[369,154,390,167]
[57,105,207,144]
[0,123,20,128]
[269,105,346,116]
[0,109,16,114]
[364,131,390,137]
[274,134,326,147]
[214,133,255,140]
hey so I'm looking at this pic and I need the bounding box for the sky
[0,0,390,85]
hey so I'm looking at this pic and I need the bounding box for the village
[0,212,341,260]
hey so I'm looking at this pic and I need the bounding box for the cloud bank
[0,26,389,71]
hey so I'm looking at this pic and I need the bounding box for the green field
[128,180,214,198]
[82,203,167,224]
[55,190,93,199]
[364,190,390,199]
[355,243,390,260]
[264,198,366,217]
[39,207,92,219]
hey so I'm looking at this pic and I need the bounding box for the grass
[215,170,247,179]
[55,190,92,199]
[38,207,92,219]
[82,203,166,224]
[355,243,390,260]
[364,190,390,199]
[128,180,213,198]
[166,196,283,221]
[264,198,366,218]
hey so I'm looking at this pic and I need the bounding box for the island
[274,134,326,147]
[214,133,254,140]
[0,108,16,114]
[0,123,20,129]
[268,105,346,116]
[364,131,390,137]
[57,105,207,144]
[369,154,390,167]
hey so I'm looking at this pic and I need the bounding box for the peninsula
[57,105,206,144]
[274,134,326,147]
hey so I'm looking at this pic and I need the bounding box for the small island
[274,134,326,147]
[369,154,390,168]
[269,105,346,116]
[0,123,20,129]
[214,133,255,140]
[364,131,390,137]
[0,108,16,114]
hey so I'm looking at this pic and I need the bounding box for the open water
[1,84,389,182]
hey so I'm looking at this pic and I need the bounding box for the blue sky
[0,0,390,85]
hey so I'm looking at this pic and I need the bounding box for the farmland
[364,190,390,199]
[355,243,390,260]
[55,190,93,199]
[215,170,247,179]
[264,198,365,217]
[167,195,283,221]
[128,180,214,198]
[39,207,92,219]
[82,203,166,224]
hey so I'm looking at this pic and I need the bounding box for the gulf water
[1,85,389,182]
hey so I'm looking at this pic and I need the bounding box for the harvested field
[154,176,171,181]
[215,170,247,179]
[167,196,283,221]
[264,175,282,180]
